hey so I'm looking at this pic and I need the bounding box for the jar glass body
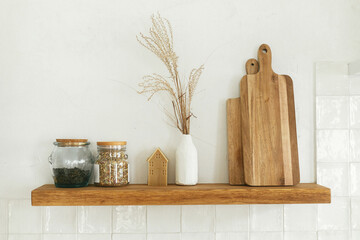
[49,142,94,188]
[94,144,129,187]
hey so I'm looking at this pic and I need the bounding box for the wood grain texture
[241,44,300,186]
[227,59,259,185]
[147,148,168,186]
[31,183,330,206]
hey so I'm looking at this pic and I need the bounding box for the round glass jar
[94,141,129,187]
[49,139,94,188]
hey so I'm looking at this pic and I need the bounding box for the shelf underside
[31,183,330,206]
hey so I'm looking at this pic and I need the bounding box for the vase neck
[181,134,193,142]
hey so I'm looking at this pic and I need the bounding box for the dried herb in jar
[53,168,90,185]
[94,141,129,187]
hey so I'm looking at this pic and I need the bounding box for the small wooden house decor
[147,148,168,186]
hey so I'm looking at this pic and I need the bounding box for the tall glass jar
[94,141,129,187]
[49,139,94,188]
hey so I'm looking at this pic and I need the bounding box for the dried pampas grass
[137,13,204,135]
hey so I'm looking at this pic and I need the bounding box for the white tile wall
[318,197,350,231]
[77,206,112,233]
[351,96,360,128]
[317,163,349,196]
[42,234,77,240]
[112,234,146,240]
[215,232,248,240]
[250,205,283,231]
[8,234,42,240]
[77,234,112,240]
[283,232,317,240]
[8,200,42,234]
[147,206,180,233]
[182,205,215,232]
[113,206,146,233]
[351,163,360,196]
[350,130,360,162]
[284,204,317,231]
[351,198,360,230]
[250,232,283,240]
[43,206,77,233]
[352,231,360,240]
[318,231,350,240]
[215,205,248,232]
[181,232,215,240]
[0,200,7,234]
[146,233,181,240]
[317,130,349,162]
[316,96,349,129]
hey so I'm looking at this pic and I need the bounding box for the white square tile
[318,231,349,240]
[147,233,181,240]
[216,232,248,240]
[0,235,6,240]
[8,200,42,233]
[284,232,317,240]
[350,76,360,95]
[182,205,215,232]
[284,204,317,231]
[250,205,283,231]
[77,234,111,240]
[113,206,146,233]
[318,197,350,230]
[215,205,249,232]
[147,206,180,233]
[317,130,349,162]
[182,233,215,240]
[352,198,360,229]
[316,62,349,96]
[350,130,360,162]
[0,200,7,234]
[316,96,349,129]
[352,231,360,240]
[351,163,360,196]
[43,234,77,240]
[112,234,146,240]
[43,206,76,233]
[250,232,283,240]
[215,205,248,232]
[317,163,349,196]
[351,96,360,128]
[77,206,111,233]
[8,234,41,240]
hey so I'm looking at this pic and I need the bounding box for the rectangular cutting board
[227,59,259,185]
[240,44,300,186]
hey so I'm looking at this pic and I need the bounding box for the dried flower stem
[137,13,204,134]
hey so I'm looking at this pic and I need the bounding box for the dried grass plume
[137,13,204,134]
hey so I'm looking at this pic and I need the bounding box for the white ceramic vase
[176,134,198,185]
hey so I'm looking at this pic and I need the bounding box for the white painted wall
[0,0,359,219]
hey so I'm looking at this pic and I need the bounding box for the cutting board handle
[246,59,259,75]
[258,44,272,73]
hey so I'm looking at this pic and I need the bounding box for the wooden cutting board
[227,59,259,185]
[240,44,300,186]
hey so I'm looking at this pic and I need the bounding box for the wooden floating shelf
[31,183,330,206]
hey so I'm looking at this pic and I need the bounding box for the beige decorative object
[147,148,168,186]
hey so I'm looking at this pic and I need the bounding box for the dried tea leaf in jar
[94,141,129,186]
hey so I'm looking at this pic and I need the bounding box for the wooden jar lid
[97,141,127,146]
[56,139,88,143]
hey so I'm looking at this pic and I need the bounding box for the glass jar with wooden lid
[49,139,94,188]
[94,141,129,187]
